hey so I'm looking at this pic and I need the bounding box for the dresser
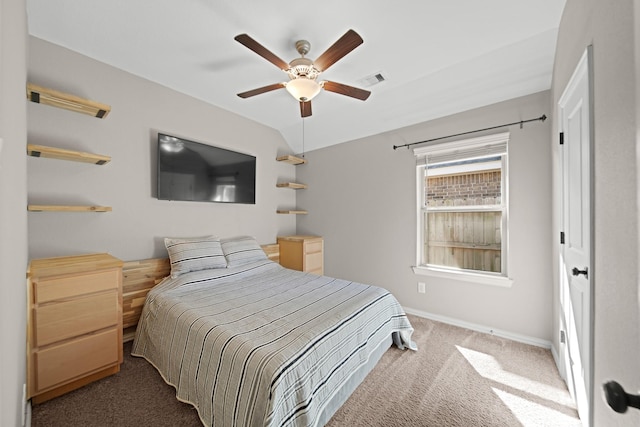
[277,235,323,275]
[27,253,123,403]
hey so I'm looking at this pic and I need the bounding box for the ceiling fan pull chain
[302,117,305,158]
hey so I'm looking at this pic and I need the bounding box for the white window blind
[414,132,509,166]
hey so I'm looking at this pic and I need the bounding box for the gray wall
[27,37,297,261]
[0,0,28,425]
[552,1,640,425]
[296,90,553,343]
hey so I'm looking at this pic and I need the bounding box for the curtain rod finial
[541,114,547,122]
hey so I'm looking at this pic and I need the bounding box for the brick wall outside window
[426,170,501,207]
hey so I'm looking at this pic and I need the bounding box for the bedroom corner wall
[27,37,296,261]
[0,0,28,426]
[296,91,553,342]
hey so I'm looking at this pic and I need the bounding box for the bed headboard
[122,243,280,342]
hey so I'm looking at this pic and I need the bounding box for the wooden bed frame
[121,243,280,342]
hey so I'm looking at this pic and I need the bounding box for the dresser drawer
[35,328,119,392]
[35,290,118,347]
[34,269,119,304]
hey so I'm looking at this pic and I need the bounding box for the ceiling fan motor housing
[287,57,320,80]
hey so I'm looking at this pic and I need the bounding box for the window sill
[412,266,514,288]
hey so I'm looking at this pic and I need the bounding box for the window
[414,133,510,285]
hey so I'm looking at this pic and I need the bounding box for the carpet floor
[31,315,581,426]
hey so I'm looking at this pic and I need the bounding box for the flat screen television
[157,133,256,204]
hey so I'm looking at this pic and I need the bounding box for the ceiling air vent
[358,72,387,87]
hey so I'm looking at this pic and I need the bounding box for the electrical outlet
[417,282,426,294]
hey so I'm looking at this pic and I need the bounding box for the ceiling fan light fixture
[285,78,322,102]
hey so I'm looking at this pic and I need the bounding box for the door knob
[571,266,588,278]
[603,381,640,413]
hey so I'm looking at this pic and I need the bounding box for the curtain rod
[392,114,547,150]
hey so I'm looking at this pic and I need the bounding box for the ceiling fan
[235,29,371,118]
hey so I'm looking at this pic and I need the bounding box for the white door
[558,47,592,426]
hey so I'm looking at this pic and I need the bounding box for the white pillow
[221,235,268,267]
[164,235,227,278]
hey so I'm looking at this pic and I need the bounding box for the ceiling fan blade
[300,101,312,117]
[323,81,371,101]
[237,83,285,98]
[313,29,363,72]
[234,34,290,70]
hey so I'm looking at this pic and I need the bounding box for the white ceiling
[26,0,566,154]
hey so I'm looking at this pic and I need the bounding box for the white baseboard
[403,306,552,349]
[550,344,565,379]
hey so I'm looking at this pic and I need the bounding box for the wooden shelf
[276,154,307,214]
[27,83,111,119]
[276,155,307,165]
[276,182,308,189]
[27,144,111,165]
[27,84,113,213]
[277,210,308,215]
[27,205,112,212]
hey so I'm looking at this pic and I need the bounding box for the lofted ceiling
[26,0,566,154]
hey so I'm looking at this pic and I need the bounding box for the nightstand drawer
[35,290,118,346]
[34,269,119,304]
[35,328,119,392]
[304,240,323,254]
[305,252,323,273]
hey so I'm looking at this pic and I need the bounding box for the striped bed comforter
[132,259,416,427]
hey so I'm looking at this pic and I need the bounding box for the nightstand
[277,235,323,275]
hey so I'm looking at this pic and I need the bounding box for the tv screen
[157,133,256,204]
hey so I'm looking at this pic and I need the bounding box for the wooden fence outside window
[425,170,502,273]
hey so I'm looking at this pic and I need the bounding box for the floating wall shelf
[27,83,111,119]
[276,155,307,165]
[277,210,308,215]
[276,182,308,189]
[27,205,112,212]
[276,154,307,214]
[27,144,111,165]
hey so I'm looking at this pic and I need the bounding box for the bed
[131,235,416,427]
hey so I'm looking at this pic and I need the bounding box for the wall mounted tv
[157,133,256,204]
